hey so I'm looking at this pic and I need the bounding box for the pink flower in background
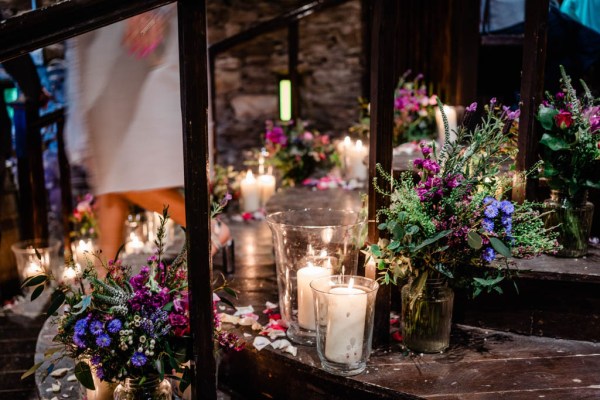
[584,106,600,133]
[266,126,287,146]
[302,131,314,141]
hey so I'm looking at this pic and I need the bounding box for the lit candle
[258,155,265,175]
[297,262,332,330]
[74,239,93,267]
[126,232,145,254]
[62,264,81,285]
[241,170,260,213]
[347,140,368,181]
[435,105,458,143]
[258,173,276,206]
[325,278,367,363]
[23,260,44,279]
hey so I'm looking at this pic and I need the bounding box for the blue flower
[131,352,147,367]
[484,205,499,218]
[107,319,122,334]
[96,333,111,348]
[482,247,496,263]
[90,320,104,336]
[74,318,88,335]
[90,355,101,366]
[73,334,86,348]
[482,218,495,232]
[499,200,515,215]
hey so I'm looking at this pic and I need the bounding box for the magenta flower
[422,159,440,174]
[466,102,477,112]
[421,146,432,156]
[266,126,287,146]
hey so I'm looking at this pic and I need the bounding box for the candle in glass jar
[23,261,43,279]
[241,170,260,212]
[74,239,93,266]
[258,173,276,206]
[297,262,331,330]
[325,280,367,364]
[62,265,80,285]
[126,232,145,254]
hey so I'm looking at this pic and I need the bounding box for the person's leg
[96,193,130,276]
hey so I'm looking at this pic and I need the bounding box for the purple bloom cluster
[96,333,111,348]
[131,352,147,367]
[265,126,287,146]
[481,197,515,263]
[107,319,122,334]
[90,320,104,335]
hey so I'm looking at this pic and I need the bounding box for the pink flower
[421,146,432,156]
[584,106,600,133]
[302,131,314,141]
[554,110,573,129]
[266,126,287,146]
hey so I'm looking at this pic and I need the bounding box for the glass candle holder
[71,237,96,269]
[266,209,366,346]
[11,239,61,284]
[310,275,379,376]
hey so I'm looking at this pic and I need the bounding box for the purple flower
[413,158,424,168]
[422,159,440,174]
[74,318,88,335]
[556,92,565,100]
[499,200,515,215]
[482,247,496,263]
[90,355,101,366]
[107,319,122,334]
[421,146,432,156]
[95,333,111,348]
[89,320,104,336]
[445,174,463,189]
[73,334,86,348]
[130,267,149,291]
[482,218,494,232]
[95,367,105,380]
[466,102,477,112]
[484,204,499,218]
[266,126,287,146]
[131,352,147,367]
[490,97,497,106]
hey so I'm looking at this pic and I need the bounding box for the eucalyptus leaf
[540,133,570,151]
[377,222,387,231]
[30,284,45,301]
[538,106,558,130]
[387,240,400,251]
[489,237,512,258]
[21,361,44,380]
[47,291,66,317]
[74,361,95,390]
[433,263,454,279]
[467,231,483,250]
[21,274,47,288]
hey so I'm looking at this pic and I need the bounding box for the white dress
[65,7,184,195]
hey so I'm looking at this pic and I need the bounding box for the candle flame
[343,136,351,146]
[319,249,327,257]
[355,140,363,150]
[245,170,255,181]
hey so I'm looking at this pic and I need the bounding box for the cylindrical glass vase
[113,376,172,400]
[11,239,61,284]
[266,209,366,345]
[401,278,454,353]
[310,275,378,376]
[543,190,594,258]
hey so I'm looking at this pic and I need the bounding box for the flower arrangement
[367,100,559,297]
[537,66,600,198]
[263,119,340,187]
[70,193,98,239]
[349,71,437,147]
[210,164,240,205]
[22,208,243,392]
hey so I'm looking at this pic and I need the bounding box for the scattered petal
[239,317,257,326]
[265,301,278,310]
[251,322,263,331]
[243,333,253,338]
[283,345,298,356]
[50,368,70,378]
[233,305,254,316]
[253,336,271,351]
[66,375,77,382]
[52,382,61,393]
[242,313,260,321]
[218,313,241,325]
[392,331,403,342]
[271,339,292,350]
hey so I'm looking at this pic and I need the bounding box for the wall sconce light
[279,78,292,121]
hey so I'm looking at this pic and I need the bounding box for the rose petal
[233,305,254,316]
[251,322,263,331]
[218,313,241,325]
[242,313,260,321]
[271,339,292,350]
[265,301,278,310]
[283,345,298,356]
[238,317,256,326]
[253,336,271,351]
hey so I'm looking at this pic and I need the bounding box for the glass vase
[401,278,454,353]
[266,209,366,345]
[543,190,594,258]
[113,376,172,400]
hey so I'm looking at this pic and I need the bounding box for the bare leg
[96,193,129,277]
[122,188,186,226]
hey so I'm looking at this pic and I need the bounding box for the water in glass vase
[401,279,454,353]
[113,376,172,400]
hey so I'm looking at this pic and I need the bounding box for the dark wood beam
[368,0,397,348]
[177,0,216,398]
[451,0,480,105]
[0,0,174,62]
[288,21,300,120]
[514,0,549,202]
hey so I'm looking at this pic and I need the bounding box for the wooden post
[451,0,480,105]
[368,0,397,348]
[288,21,300,120]
[514,0,549,202]
[177,1,216,399]
[12,100,48,241]
[55,113,73,250]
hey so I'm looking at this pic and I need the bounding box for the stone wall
[207,0,364,167]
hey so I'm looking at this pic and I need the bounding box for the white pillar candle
[347,140,368,181]
[241,170,260,213]
[325,281,367,364]
[74,239,93,267]
[435,105,458,143]
[258,173,276,206]
[126,232,145,254]
[297,262,332,330]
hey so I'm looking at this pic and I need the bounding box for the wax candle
[74,238,94,267]
[258,173,276,206]
[297,262,332,330]
[435,105,458,143]
[23,261,43,279]
[126,232,145,254]
[62,264,81,285]
[347,140,368,181]
[325,280,367,364]
[241,170,260,212]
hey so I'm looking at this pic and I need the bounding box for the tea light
[126,232,145,254]
[325,278,367,363]
[258,173,276,206]
[241,170,260,212]
[297,262,331,330]
[62,264,81,285]
[23,260,43,279]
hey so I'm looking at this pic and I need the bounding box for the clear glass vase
[401,278,454,353]
[113,376,172,400]
[543,190,594,258]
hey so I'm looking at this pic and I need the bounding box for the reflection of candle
[241,170,260,213]
[126,232,145,254]
[258,173,276,206]
[297,262,332,330]
[325,279,367,363]
[365,257,376,280]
